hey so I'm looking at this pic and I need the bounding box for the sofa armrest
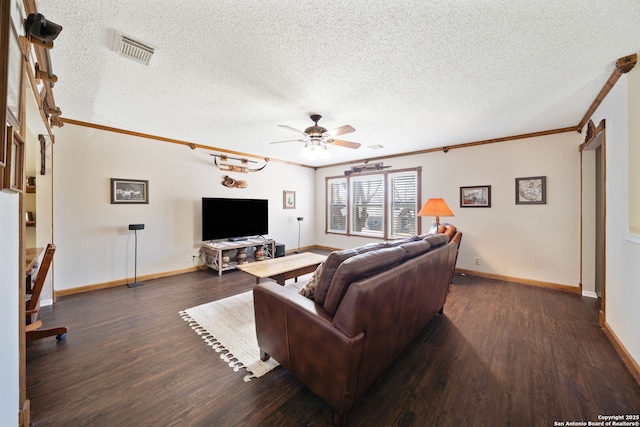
[254,282,322,366]
[253,281,365,417]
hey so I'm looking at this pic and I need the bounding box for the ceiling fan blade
[278,125,307,135]
[329,124,355,137]
[269,139,303,144]
[330,139,361,149]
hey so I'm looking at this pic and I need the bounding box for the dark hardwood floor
[27,264,640,426]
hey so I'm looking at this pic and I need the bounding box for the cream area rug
[179,290,279,382]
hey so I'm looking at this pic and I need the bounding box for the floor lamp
[128,224,145,288]
[417,198,454,233]
[296,217,303,253]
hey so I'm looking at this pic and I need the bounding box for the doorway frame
[580,119,606,325]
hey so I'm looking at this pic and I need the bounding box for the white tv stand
[199,237,275,276]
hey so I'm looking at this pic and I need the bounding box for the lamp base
[127,281,144,288]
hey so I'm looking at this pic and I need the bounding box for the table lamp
[417,198,454,233]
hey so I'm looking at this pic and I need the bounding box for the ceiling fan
[270,114,361,159]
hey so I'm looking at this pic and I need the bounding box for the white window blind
[388,170,418,238]
[327,177,347,233]
[350,174,385,237]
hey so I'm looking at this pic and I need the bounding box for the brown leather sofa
[253,229,462,426]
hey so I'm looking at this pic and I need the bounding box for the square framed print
[283,190,296,209]
[110,178,149,204]
[516,176,546,204]
[460,185,491,207]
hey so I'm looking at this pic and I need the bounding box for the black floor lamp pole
[128,224,144,288]
[296,217,303,253]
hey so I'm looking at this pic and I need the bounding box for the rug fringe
[179,310,254,380]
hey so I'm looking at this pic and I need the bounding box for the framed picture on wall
[0,127,6,189]
[515,176,546,204]
[0,122,6,171]
[283,190,296,209]
[460,185,491,207]
[110,178,149,204]
[2,127,25,193]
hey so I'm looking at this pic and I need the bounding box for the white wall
[53,124,315,291]
[589,66,640,367]
[315,131,583,287]
[0,192,19,426]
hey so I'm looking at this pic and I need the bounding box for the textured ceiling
[35,0,640,166]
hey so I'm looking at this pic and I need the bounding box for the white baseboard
[582,290,598,298]
[41,298,53,307]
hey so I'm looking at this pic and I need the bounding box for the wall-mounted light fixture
[25,13,63,44]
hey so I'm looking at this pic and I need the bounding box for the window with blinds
[326,177,347,233]
[351,174,385,237]
[389,170,418,238]
[325,167,421,238]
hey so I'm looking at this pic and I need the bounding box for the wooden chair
[26,244,68,342]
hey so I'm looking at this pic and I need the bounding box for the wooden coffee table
[236,252,326,286]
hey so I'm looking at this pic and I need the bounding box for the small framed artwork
[0,123,6,170]
[0,127,7,189]
[516,176,546,204]
[2,127,26,193]
[283,190,296,209]
[460,185,491,208]
[111,178,149,204]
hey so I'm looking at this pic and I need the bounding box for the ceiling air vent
[112,31,156,65]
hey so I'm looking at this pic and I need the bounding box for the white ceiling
[35,0,640,167]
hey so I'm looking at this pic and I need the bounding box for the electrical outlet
[475,257,480,265]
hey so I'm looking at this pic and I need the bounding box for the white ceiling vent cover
[112,32,156,65]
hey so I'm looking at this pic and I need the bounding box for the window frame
[326,176,348,234]
[325,167,421,239]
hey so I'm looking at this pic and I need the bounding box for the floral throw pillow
[298,263,323,300]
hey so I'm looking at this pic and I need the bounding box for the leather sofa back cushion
[314,243,387,304]
[323,246,406,315]
[399,239,432,259]
[424,233,448,248]
[384,235,421,247]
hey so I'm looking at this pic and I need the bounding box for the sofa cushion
[323,246,406,315]
[399,239,432,259]
[424,233,448,248]
[298,263,323,299]
[384,235,421,247]
[314,243,387,304]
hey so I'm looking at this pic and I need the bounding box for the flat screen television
[202,197,268,241]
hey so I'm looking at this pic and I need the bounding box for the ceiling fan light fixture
[317,144,330,159]
[301,144,316,160]
[275,114,360,157]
